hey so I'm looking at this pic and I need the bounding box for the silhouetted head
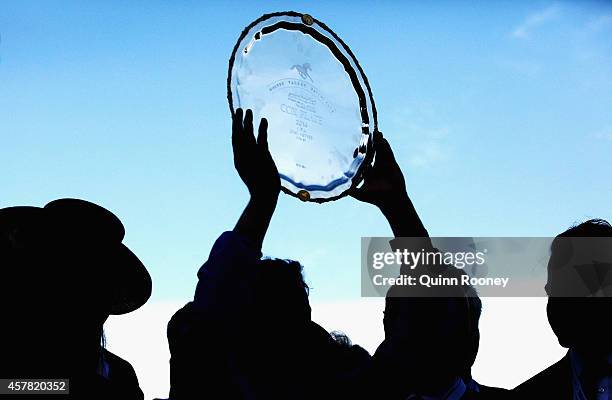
[253,258,311,325]
[0,199,151,377]
[546,219,612,352]
[248,257,312,349]
[167,302,249,399]
[379,266,481,396]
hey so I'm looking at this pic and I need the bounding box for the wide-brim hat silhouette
[0,198,152,315]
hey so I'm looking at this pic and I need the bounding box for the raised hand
[232,108,280,200]
[351,131,408,210]
[232,108,280,249]
[351,131,428,238]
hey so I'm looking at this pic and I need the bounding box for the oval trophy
[228,11,377,202]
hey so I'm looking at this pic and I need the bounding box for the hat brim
[106,243,152,315]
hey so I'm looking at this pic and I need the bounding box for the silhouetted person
[351,131,508,399]
[0,199,151,399]
[372,267,507,399]
[167,108,365,399]
[514,219,612,399]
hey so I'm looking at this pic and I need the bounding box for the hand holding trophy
[232,108,280,200]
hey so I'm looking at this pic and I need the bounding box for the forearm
[379,192,429,239]
[381,193,434,275]
[233,194,279,250]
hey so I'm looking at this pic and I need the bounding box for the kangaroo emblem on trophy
[291,63,313,82]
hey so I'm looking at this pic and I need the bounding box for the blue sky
[2,1,612,305]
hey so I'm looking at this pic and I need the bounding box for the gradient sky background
[2,1,612,398]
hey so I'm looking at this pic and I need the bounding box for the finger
[360,162,375,181]
[373,131,391,155]
[234,108,244,131]
[259,119,279,173]
[235,108,243,123]
[232,108,244,146]
[257,118,269,150]
[244,109,255,143]
[374,136,396,167]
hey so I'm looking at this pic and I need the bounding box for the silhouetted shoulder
[102,349,144,400]
[512,355,571,399]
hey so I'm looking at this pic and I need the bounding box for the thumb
[374,130,391,156]
[350,186,371,202]
[374,136,396,166]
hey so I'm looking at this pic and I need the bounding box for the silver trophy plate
[228,11,377,202]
